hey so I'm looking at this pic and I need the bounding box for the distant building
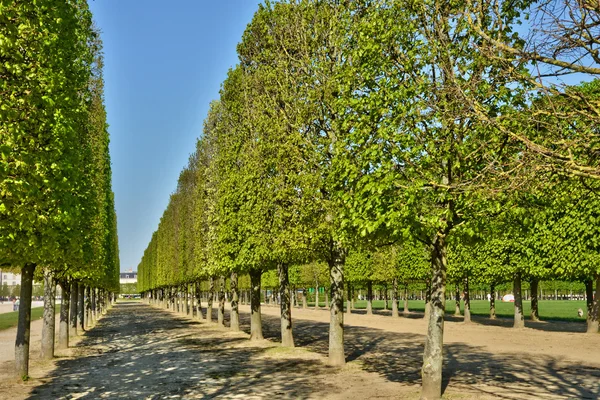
[0,271,21,287]
[120,270,138,284]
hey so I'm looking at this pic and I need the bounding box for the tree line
[137,1,599,399]
[0,0,119,378]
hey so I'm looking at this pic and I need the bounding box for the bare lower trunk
[207,278,214,323]
[15,263,36,378]
[78,284,85,332]
[530,279,540,321]
[230,272,240,331]
[58,280,70,349]
[250,269,264,340]
[185,284,190,316]
[278,263,294,347]
[489,283,496,319]
[392,278,399,318]
[41,268,56,360]
[91,288,97,322]
[195,282,203,320]
[513,272,524,329]
[588,275,599,333]
[454,286,461,316]
[315,283,319,309]
[403,284,409,315]
[346,284,352,315]
[218,277,225,326]
[328,246,345,366]
[70,281,78,336]
[366,281,373,315]
[463,276,471,324]
[85,286,92,328]
[421,233,447,400]
[302,289,307,309]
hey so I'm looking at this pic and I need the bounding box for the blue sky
[89,1,260,272]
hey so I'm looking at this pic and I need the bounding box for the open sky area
[89,1,260,272]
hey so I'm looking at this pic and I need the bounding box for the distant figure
[577,308,584,318]
[487,293,491,302]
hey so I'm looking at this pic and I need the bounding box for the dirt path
[4,301,599,399]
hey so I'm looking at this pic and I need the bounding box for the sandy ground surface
[0,301,599,399]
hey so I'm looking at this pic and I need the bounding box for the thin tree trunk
[454,285,461,316]
[230,272,240,331]
[463,276,471,323]
[513,272,525,329]
[403,284,409,315]
[91,288,97,323]
[302,289,307,309]
[85,286,92,328]
[346,284,352,315]
[250,269,264,340]
[366,281,373,315]
[489,283,496,319]
[421,234,447,400]
[315,282,319,309]
[185,284,190,316]
[207,278,214,323]
[218,277,225,326]
[530,278,540,321]
[195,282,204,320]
[70,281,78,336]
[588,274,600,333]
[383,287,388,310]
[392,278,399,318]
[278,263,294,347]
[58,280,70,349]
[15,263,36,378]
[328,247,345,366]
[41,268,56,360]
[78,284,85,332]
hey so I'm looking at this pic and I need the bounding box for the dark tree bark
[41,267,56,360]
[278,263,294,347]
[392,278,399,318]
[588,275,600,333]
[489,283,496,319]
[91,287,97,323]
[58,279,70,349]
[70,281,78,336]
[463,276,471,323]
[421,234,447,400]
[230,272,240,331]
[366,281,373,315]
[250,269,264,340]
[346,284,352,315]
[530,278,540,321]
[15,263,36,378]
[85,286,92,328]
[315,281,320,309]
[207,278,214,323]
[218,277,225,326]
[78,284,85,332]
[328,246,345,366]
[513,272,525,329]
[454,285,461,316]
[195,282,203,320]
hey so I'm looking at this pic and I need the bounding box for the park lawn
[0,304,60,331]
[344,299,587,322]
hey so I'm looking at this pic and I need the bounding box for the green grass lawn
[307,300,587,322]
[0,304,61,331]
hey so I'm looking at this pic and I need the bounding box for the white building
[0,271,21,287]
[120,270,138,284]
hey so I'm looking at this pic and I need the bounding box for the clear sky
[88,1,260,272]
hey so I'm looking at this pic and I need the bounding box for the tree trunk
[454,285,461,316]
[278,263,294,347]
[421,234,447,400]
[588,275,600,333]
[185,284,190,316]
[302,289,307,309]
[346,283,352,315]
[70,281,78,336]
[328,246,345,366]
[424,279,432,321]
[218,277,225,327]
[195,282,203,320]
[78,284,85,332]
[392,278,399,318]
[207,278,214,323]
[315,282,319,309]
[403,284,409,315]
[230,272,240,331]
[366,281,373,315]
[91,288,97,323]
[530,278,540,321]
[58,280,70,349]
[463,276,471,323]
[15,263,36,378]
[85,286,92,328]
[489,283,496,319]
[41,268,56,360]
[513,272,525,329]
[250,269,264,340]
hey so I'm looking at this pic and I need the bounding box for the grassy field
[306,300,587,322]
[0,304,60,331]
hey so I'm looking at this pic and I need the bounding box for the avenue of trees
[137,1,599,399]
[0,1,119,378]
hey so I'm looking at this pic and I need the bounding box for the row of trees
[138,1,599,399]
[0,0,119,378]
